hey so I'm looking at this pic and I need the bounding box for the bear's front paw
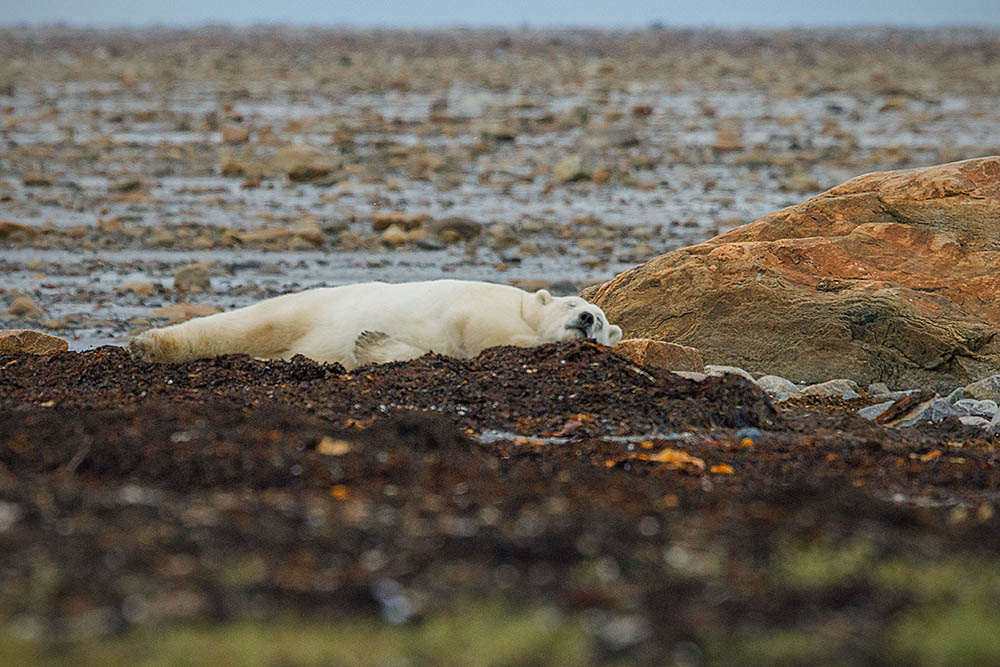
[128,332,156,362]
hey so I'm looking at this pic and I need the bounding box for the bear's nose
[578,311,594,326]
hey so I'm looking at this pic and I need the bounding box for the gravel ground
[3,27,999,349]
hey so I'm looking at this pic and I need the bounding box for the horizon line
[2,21,999,31]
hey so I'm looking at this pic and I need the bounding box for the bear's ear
[608,325,623,346]
[535,289,553,306]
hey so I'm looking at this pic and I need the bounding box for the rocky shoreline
[4,27,1000,351]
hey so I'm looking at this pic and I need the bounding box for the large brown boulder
[583,157,1000,391]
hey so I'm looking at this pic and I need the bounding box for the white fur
[129,279,622,369]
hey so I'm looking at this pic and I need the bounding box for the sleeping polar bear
[129,279,622,369]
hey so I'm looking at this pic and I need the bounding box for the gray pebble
[928,398,967,422]
[800,379,861,401]
[897,398,966,427]
[959,416,992,429]
[704,365,757,383]
[415,237,446,250]
[756,375,802,402]
[858,400,895,421]
[868,382,890,395]
[869,388,924,401]
[954,399,998,418]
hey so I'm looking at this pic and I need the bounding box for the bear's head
[525,289,623,346]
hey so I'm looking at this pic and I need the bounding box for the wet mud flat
[2,344,999,665]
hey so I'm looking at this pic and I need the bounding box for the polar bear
[128,279,622,369]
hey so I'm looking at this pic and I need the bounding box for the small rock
[292,220,324,245]
[756,375,802,402]
[478,120,518,142]
[0,221,40,239]
[429,216,483,241]
[372,213,428,232]
[704,365,757,383]
[219,156,248,177]
[22,171,57,187]
[0,329,68,354]
[275,144,342,183]
[879,96,909,112]
[800,379,861,400]
[414,236,445,250]
[959,416,991,428]
[945,387,965,403]
[116,281,157,298]
[868,382,891,395]
[439,230,463,244]
[552,154,594,183]
[149,303,221,324]
[149,229,177,247]
[858,400,895,420]
[869,391,937,426]
[7,296,44,320]
[897,398,966,427]
[991,410,1000,432]
[673,371,707,382]
[236,221,324,246]
[404,228,429,244]
[556,105,589,128]
[173,263,212,292]
[337,230,368,250]
[614,338,704,372]
[963,374,1000,402]
[108,177,147,194]
[380,224,410,245]
[221,124,250,143]
[954,399,998,418]
[878,388,927,401]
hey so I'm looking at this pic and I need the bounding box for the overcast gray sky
[2,0,999,28]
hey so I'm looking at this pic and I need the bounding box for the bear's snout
[578,311,595,326]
